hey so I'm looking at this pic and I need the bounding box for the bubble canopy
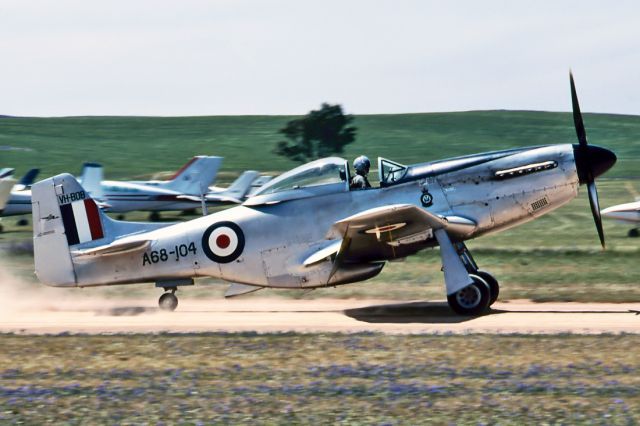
[245,157,350,206]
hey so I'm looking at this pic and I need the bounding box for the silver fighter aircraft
[30,75,617,315]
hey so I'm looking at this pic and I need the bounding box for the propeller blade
[587,181,605,249]
[570,72,588,148]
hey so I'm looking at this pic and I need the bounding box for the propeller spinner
[570,72,617,248]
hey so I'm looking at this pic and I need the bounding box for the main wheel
[149,212,161,222]
[476,270,499,306]
[159,293,178,311]
[628,228,639,238]
[447,275,491,316]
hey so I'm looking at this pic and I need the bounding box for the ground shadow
[344,301,506,324]
[95,306,155,316]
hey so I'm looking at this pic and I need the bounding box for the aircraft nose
[588,145,617,179]
[573,144,617,184]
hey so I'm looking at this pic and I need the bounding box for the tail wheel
[476,270,499,306]
[159,293,178,311]
[447,274,491,316]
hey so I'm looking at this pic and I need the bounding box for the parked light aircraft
[601,201,640,237]
[79,156,223,216]
[30,75,617,315]
[0,168,40,219]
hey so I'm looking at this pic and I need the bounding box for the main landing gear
[628,228,639,238]
[447,242,500,316]
[159,288,178,311]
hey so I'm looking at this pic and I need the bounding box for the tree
[274,103,357,163]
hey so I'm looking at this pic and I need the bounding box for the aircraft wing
[320,204,476,264]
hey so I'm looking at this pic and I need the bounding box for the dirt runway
[1,298,640,334]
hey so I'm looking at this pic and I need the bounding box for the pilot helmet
[353,155,370,174]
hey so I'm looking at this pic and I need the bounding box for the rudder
[32,173,107,286]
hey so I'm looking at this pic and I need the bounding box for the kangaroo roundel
[202,222,245,263]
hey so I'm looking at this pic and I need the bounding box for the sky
[1,0,639,116]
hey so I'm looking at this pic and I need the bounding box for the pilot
[350,155,372,190]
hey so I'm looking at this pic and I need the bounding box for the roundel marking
[420,191,434,207]
[202,221,245,263]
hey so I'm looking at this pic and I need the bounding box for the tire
[476,270,499,306]
[159,293,178,311]
[628,228,639,238]
[149,212,161,222]
[447,275,491,316]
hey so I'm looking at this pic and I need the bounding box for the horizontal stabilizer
[71,239,151,258]
[225,283,264,298]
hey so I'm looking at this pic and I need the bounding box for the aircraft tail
[18,168,40,187]
[164,156,222,195]
[79,163,105,199]
[221,171,260,199]
[32,173,107,285]
[31,173,166,286]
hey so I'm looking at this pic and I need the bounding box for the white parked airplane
[79,156,223,216]
[601,201,640,237]
[81,159,268,218]
[0,168,39,220]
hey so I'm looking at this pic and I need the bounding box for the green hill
[1,110,639,179]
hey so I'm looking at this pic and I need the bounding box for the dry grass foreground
[0,333,639,424]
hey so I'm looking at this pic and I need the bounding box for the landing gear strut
[159,287,178,311]
[451,242,500,311]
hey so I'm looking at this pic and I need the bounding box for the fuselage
[1,189,32,216]
[65,144,582,289]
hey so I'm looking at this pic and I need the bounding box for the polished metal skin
[31,142,615,313]
[29,76,618,314]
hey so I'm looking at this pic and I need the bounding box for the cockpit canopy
[244,157,350,206]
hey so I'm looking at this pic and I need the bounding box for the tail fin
[79,163,104,199]
[33,173,175,287]
[32,173,107,286]
[163,156,222,195]
[18,168,40,187]
[221,171,260,199]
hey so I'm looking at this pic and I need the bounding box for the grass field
[2,111,640,179]
[1,333,639,424]
[2,111,640,302]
